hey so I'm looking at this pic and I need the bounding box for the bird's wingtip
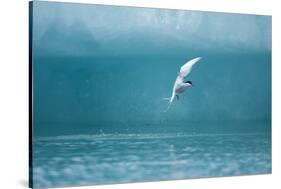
[196,57,203,62]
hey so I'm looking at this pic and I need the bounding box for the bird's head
[185,80,193,86]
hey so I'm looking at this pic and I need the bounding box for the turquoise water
[32,122,271,188]
[31,1,271,188]
[33,128,271,188]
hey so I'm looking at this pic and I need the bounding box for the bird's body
[164,57,202,110]
[174,82,191,95]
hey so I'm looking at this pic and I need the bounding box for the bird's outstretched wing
[178,57,202,78]
[162,57,202,112]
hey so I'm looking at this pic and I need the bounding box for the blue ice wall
[32,2,271,136]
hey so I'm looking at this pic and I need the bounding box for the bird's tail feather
[162,94,175,112]
[169,94,175,104]
[161,97,170,101]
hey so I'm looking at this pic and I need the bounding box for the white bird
[163,57,202,111]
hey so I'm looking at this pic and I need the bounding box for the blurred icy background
[31,1,271,188]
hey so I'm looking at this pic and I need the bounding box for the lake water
[32,122,271,188]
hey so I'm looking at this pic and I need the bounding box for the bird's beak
[192,84,195,87]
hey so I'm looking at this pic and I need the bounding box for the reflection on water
[33,132,271,188]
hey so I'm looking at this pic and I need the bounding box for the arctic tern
[163,57,202,111]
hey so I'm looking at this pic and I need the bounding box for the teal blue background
[32,1,271,188]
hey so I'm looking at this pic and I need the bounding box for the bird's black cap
[185,80,192,85]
